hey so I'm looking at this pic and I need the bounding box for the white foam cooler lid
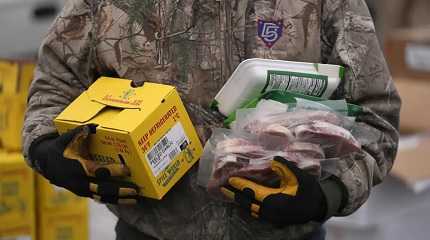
[214,58,344,116]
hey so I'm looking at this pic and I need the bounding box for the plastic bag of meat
[196,128,326,197]
[197,99,362,200]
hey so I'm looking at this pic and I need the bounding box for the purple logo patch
[257,19,283,48]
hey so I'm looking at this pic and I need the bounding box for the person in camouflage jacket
[23,0,401,239]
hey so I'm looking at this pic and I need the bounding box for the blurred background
[0,0,429,240]
[328,0,430,239]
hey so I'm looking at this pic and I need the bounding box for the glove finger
[62,124,96,154]
[88,154,130,178]
[271,157,299,196]
[117,198,139,205]
[60,176,93,198]
[89,183,138,197]
[69,157,131,178]
[222,185,261,218]
[250,203,261,218]
[228,177,280,202]
[46,158,94,198]
[92,194,138,205]
[57,125,90,147]
[273,156,304,178]
[63,126,93,175]
[93,163,131,179]
[220,186,235,201]
[89,180,139,197]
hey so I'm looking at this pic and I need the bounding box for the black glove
[221,156,327,225]
[30,125,140,205]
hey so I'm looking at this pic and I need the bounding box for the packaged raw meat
[197,99,362,200]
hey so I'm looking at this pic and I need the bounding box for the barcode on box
[146,122,189,177]
[265,70,328,97]
[168,148,180,161]
[147,137,171,167]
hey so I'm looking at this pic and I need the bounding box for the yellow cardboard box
[0,95,27,151]
[36,173,89,240]
[36,174,88,213]
[0,60,18,94]
[37,210,88,240]
[54,77,203,199]
[0,59,35,95]
[0,152,36,240]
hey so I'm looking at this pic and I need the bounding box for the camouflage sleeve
[22,0,96,171]
[321,0,401,216]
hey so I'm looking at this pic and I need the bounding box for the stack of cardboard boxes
[0,60,33,151]
[384,26,430,190]
[36,176,88,240]
[0,59,89,240]
[0,60,37,240]
[327,7,430,239]
[0,151,36,240]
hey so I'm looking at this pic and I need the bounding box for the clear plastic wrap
[197,99,362,200]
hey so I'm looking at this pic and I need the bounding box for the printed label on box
[0,181,26,217]
[146,122,189,177]
[55,226,74,240]
[264,70,328,97]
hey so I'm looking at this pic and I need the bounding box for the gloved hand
[221,156,327,225]
[30,125,140,205]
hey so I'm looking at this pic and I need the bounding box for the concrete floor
[327,175,430,240]
[89,175,430,240]
[90,201,117,240]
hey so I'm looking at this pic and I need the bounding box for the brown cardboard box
[395,78,430,133]
[384,27,430,80]
[376,0,430,42]
[391,134,430,191]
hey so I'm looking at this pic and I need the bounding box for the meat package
[198,99,362,199]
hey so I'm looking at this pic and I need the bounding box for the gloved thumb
[63,125,131,178]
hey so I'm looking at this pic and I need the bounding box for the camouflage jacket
[23,0,401,239]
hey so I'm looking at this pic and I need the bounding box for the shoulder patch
[257,19,283,48]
